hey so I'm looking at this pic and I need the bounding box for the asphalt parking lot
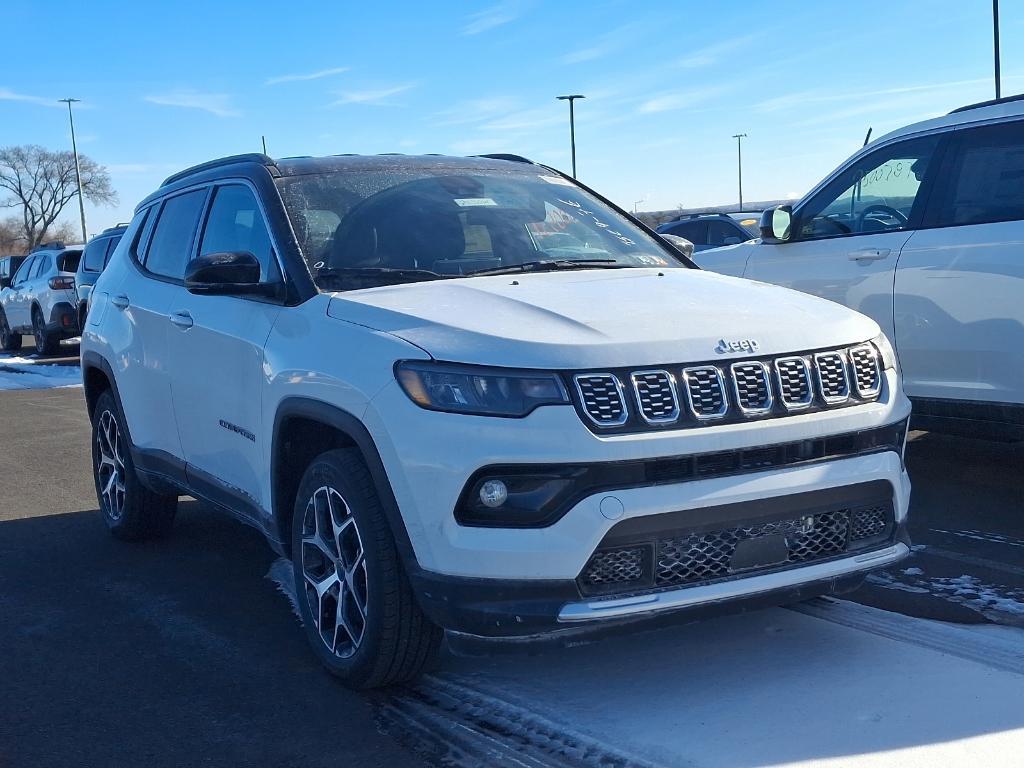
[1,384,1023,767]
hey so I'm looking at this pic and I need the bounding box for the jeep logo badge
[715,338,760,354]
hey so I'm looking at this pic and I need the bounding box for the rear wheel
[0,309,22,351]
[32,307,58,356]
[92,389,178,540]
[292,448,442,689]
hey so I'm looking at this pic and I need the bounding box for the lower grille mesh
[578,500,895,597]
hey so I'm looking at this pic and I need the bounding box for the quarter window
[31,255,50,278]
[930,121,1024,227]
[144,189,207,279]
[796,135,941,241]
[198,185,279,282]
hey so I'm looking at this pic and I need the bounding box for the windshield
[275,162,683,291]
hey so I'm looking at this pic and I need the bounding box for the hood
[326,268,879,369]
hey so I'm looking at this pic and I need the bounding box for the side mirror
[185,251,279,297]
[760,205,793,243]
[660,234,695,260]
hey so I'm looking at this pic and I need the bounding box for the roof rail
[161,153,277,187]
[669,211,732,222]
[948,92,1024,114]
[32,240,65,252]
[474,153,535,164]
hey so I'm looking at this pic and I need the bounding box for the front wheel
[92,389,178,540]
[292,448,442,689]
[0,309,22,351]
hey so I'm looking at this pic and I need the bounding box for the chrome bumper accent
[557,542,909,623]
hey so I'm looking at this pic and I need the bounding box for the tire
[0,309,22,352]
[292,448,443,689]
[32,306,58,356]
[91,389,178,540]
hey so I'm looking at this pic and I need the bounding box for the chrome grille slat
[631,370,680,424]
[775,356,813,410]
[574,373,628,426]
[849,344,882,399]
[730,361,773,415]
[681,366,729,420]
[814,351,851,404]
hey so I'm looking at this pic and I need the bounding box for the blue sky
[2,0,1022,234]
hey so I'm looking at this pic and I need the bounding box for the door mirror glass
[660,234,694,259]
[760,206,792,242]
[185,251,278,296]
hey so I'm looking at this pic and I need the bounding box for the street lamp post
[556,94,585,178]
[58,98,88,242]
[732,133,748,209]
[993,0,1002,99]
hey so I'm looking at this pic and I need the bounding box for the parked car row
[0,224,126,356]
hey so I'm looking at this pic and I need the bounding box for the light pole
[732,133,747,209]
[556,94,585,178]
[59,98,88,242]
[993,0,1002,99]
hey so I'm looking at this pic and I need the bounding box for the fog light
[479,479,508,508]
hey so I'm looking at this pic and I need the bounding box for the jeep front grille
[568,342,885,434]
[682,366,728,419]
[814,352,851,403]
[573,373,627,426]
[631,370,679,424]
[731,361,773,414]
[849,344,881,398]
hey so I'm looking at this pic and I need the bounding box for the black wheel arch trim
[271,396,419,568]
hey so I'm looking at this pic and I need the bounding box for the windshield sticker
[539,175,574,186]
[557,198,636,246]
[454,198,498,207]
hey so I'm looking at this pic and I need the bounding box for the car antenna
[863,127,872,147]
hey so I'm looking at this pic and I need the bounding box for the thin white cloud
[462,2,522,35]
[674,33,761,69]
[638,85,727,114]
[0,88,62,108]
[754,77,1004,114]
[480,108,561,132]
[561,22,638,64]
[432,97,521,126]
[331,84,414,106]
[145,89,239,117]
[265,67,349,86]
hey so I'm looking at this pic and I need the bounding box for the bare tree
[0,145,117,249]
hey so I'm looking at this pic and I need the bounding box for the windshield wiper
[315,266,451,289]
[466,259,624,277]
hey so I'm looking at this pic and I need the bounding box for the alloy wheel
[301,485,368,658]
[96,410,127,520]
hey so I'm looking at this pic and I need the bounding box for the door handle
[111,294,130,310]
[847,248,891,262]
[169,310,193,329]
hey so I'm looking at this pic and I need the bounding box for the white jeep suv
[697,94,1024,441]
[0,242,82,355]
[81,153,911,688]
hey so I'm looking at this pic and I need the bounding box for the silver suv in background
[0,242,82,355]
[76,225,127,328]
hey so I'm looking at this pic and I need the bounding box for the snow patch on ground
[265,557,302,623]
[0,352,82,390]
[868,569,1024,625]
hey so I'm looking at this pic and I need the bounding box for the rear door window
[664,221,707,243]
[12,256,34,285]
[144,189,208,279]
[927,121,1024,227]
[83,238,109,272]
[706,220,745,246]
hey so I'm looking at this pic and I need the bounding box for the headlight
[872,333,899,371]
[395,361,570,417]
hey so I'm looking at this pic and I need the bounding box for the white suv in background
[0,242,82,355]
[697,94,1024,441]
[81,152,911,688]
